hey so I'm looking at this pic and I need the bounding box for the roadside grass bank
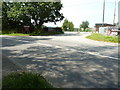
[1,28,64,36]
[1,33,30,36]
[1,31,64,36]
[2,71,58,89]
[86,33,120,43]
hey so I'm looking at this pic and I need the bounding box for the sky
[44,0,120,28]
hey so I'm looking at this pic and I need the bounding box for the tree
[80,21,89,30]
[62,19,74,31]
[62,19,69,31]
[68,22,74,31]
[2,2,26,29]
[7,2,64,28]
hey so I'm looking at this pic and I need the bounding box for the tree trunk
[34,19,38,26]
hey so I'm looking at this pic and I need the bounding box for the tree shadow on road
[2,36,52,47]
[2,38,118,88]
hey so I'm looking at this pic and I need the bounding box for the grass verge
[1,33,30,36]
[86,33,120,43]
[1,32,64,36]
[2,72,57,89]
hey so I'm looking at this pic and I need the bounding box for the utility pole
[118,1,120,26]
[113,0,116,25]
[102,0,105,27]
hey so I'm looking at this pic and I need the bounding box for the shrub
[85,28,92,32]
[2,28,22,34]
[79,28,92,32]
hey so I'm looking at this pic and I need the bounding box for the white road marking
[37,42,118,60]
[85,51,118,60]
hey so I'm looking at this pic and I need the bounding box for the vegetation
[80,28,92,32]
[62,19,74,31]
[1,33,30,36]
[79,21,89,31]
[2,2,64,34]
[2,72,56,89]
[30,31,64,36]
[2,29,25,34]
[1,31,64,36]
[86,33,120,43]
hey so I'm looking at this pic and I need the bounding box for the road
[1,32,119,88]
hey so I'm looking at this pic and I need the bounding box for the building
[118,1,120,26]
[94,1,120,35]
[95,23,115,32]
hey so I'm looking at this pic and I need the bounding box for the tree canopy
[80,21,89,30]
[62,19,74,31]
[2,2,64,30]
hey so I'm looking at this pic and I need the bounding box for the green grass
[86,33,120,43]
[2,72,57,89]
[1,31,64,36]
[1,33,30,36]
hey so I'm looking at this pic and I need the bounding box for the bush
[85,28,92,32]
[30,29,64,36]
[2,28,22,34]
[2,72,55,89]
[2,28,64,36]
[79,28,92,32]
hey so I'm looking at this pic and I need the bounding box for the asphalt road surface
[1,32,119,88]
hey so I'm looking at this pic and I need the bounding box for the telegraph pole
[113,0,116,25]
[119,1,120,26]
[102,0,105,27]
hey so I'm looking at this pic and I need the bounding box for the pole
[102,0,105,27]
[113,0,116,25]
[119,1,120,26]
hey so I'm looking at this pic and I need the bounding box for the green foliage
[2,72,55,88]
[2,2,24,30]
[86,33,120,43]
[2,2,64,31]
[8,2,64,26]
[2,28,22,34]
[80,21,89,30]
[62,19,68,31]
[68,22,74,31]
[80,28,92,32]
[1,28,64,36]
[30,30,64,36]
[62,19,74,31]
[85,28,92,32]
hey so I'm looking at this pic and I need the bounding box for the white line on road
[38,42,118,60]
[83,51,118,60]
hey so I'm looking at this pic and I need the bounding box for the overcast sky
[44,0,120,28]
